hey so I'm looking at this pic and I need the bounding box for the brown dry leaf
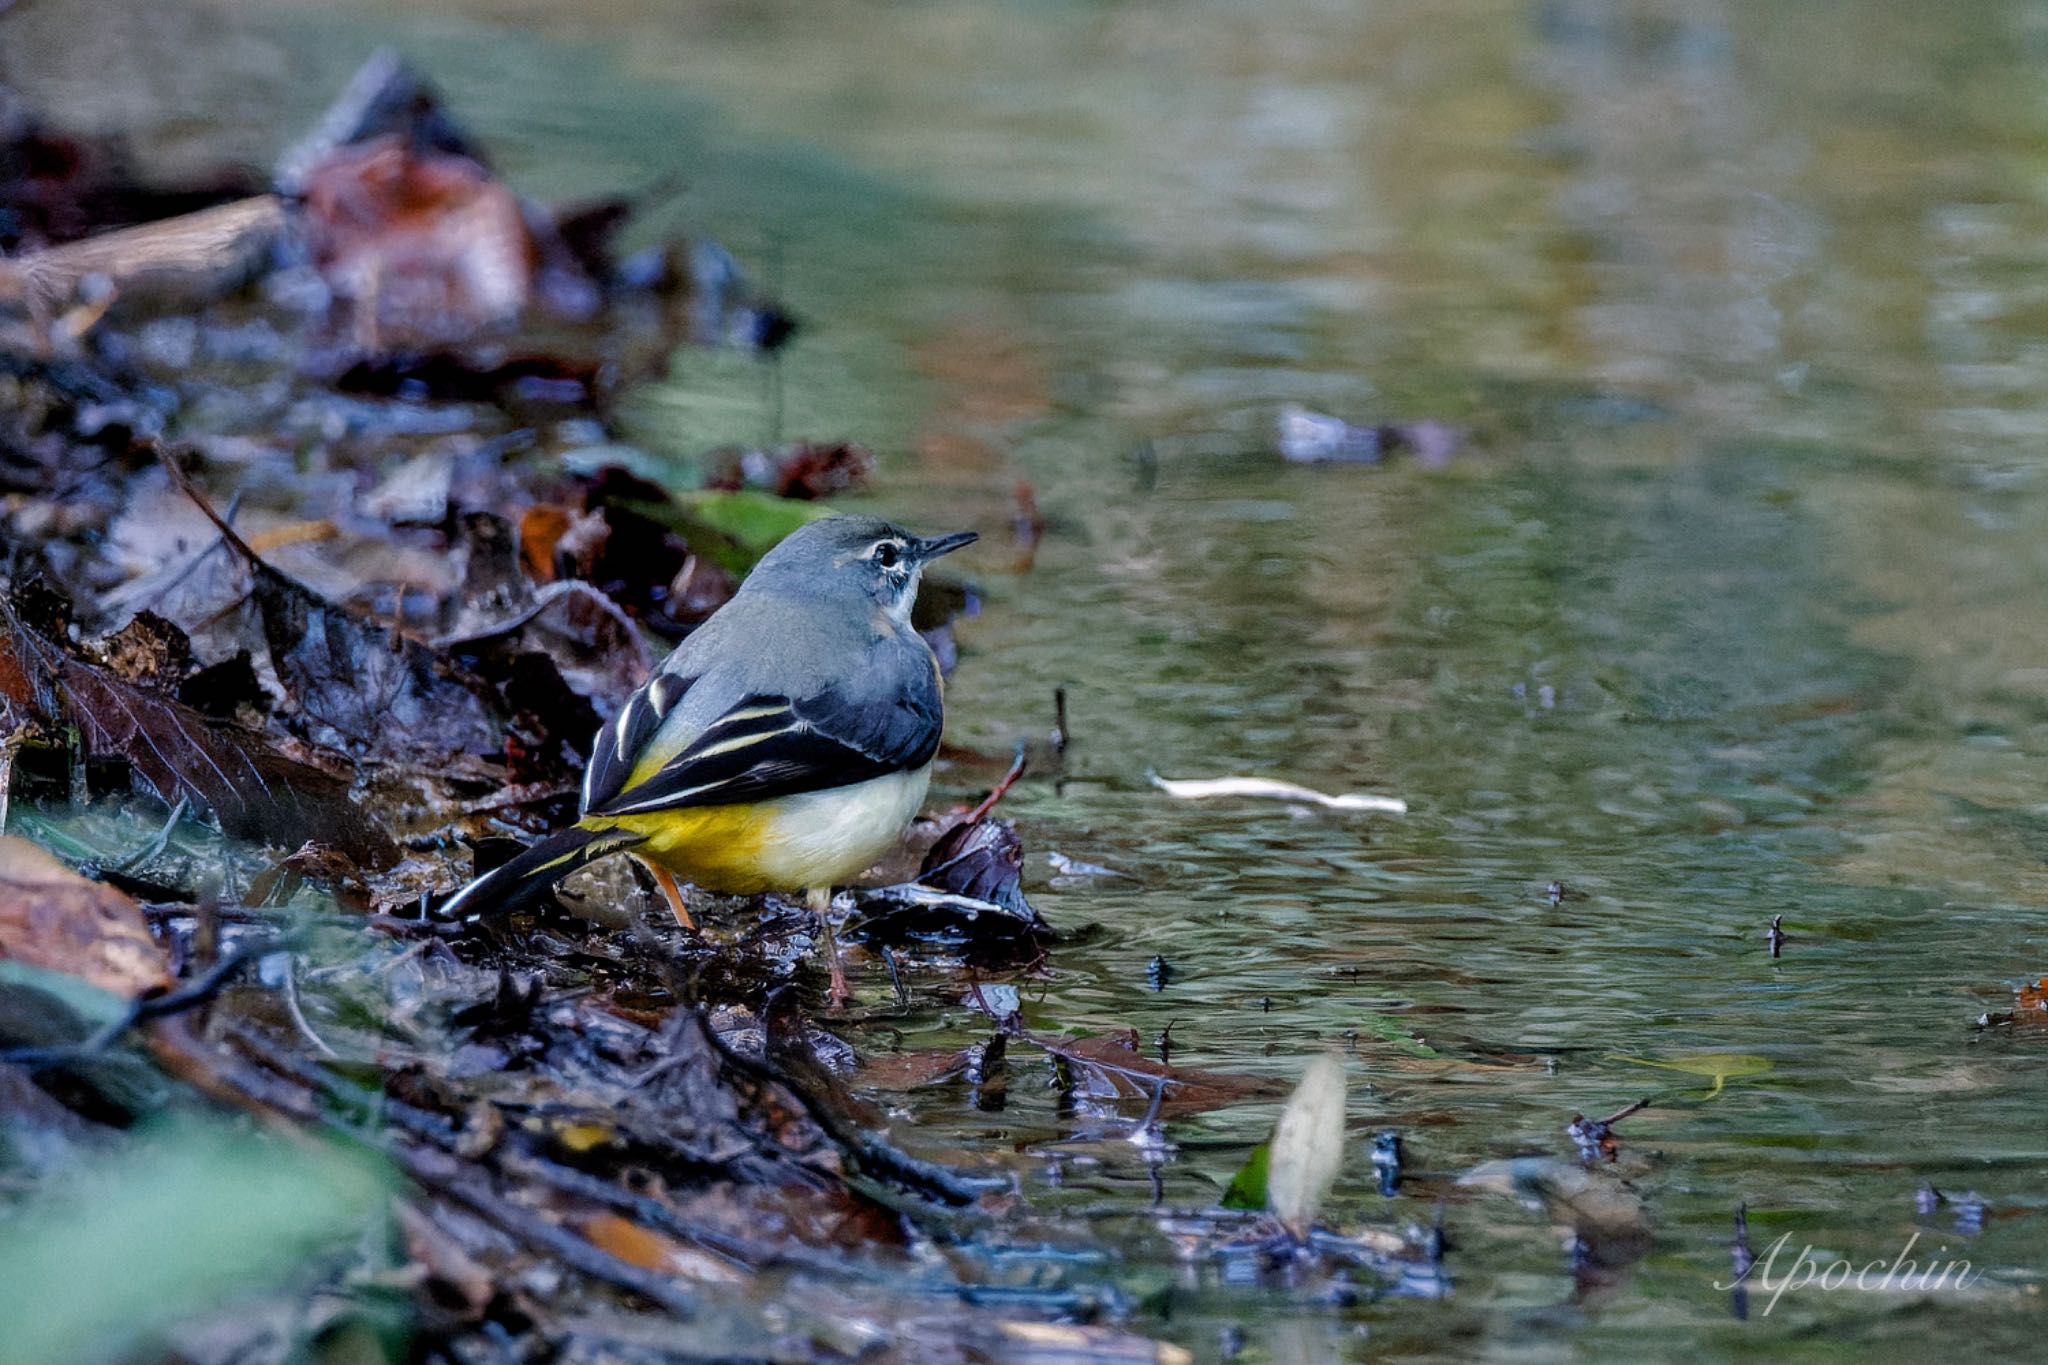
[576,1213,748,1286]
[302,135,535,350]
[2017,978,2047,1014]
[160,457,508,764]
[857,1047,973,1092]
[581,1212,676,1270]
[0,835,170,997]
[518,505,573,584]
[245,520,340,554]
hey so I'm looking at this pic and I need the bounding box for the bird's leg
[808,886,850,1009]
[639,858,696,931]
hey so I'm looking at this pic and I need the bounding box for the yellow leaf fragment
[1606,1051,1771,1099]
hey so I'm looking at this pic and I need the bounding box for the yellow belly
[590,765,932,895]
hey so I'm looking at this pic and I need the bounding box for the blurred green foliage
[0,1119,393,1365]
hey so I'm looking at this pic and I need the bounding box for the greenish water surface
[17,0,2048,1356]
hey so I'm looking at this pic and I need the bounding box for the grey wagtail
[440,515,977,1001]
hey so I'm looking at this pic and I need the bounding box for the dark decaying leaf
[1036,1031,1285,1119]
[161,452,507,763]
[920,816,1033,916]
[848,751,1051,963]
[0,104,260,253]
[760,991,1002,1206]
[0,585,397,866]
[439,578,653,781]
[844,883,1051,967]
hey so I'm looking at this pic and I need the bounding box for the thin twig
[280,955,338,1058]
[961,745,1028,826]
[394,1143,699,1317]
[1,941,275,1071]
[115,795,188,872]
[0,724,23,834]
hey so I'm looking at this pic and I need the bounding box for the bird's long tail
[436,823,647,922]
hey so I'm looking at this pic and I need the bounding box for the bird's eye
[873,541,901,568]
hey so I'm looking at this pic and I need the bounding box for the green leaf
[1361,1012,1440,1058]
[0,1119,393,1365]
[1605,1051,1771,1099]
[1221,1140,1271,1211]
[0,959,128,1036]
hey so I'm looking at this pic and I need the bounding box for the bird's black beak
[915,530,978,562]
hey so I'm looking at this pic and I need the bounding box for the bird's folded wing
[586,685,941,818]
[581,668,695,814]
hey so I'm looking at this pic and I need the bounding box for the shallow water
[20,0,2048,1355]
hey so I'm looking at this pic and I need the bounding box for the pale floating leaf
[1150,774,1407,814]
[1266,1052,1348,1238]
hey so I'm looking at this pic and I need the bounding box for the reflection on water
[21,0,2048,1352]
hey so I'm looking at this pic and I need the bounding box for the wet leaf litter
[0,32,1859,1365]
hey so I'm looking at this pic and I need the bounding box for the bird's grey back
[653,573,933,749]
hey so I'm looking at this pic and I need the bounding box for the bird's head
[746,515,977,624]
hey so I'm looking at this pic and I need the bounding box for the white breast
[755,764,933,889]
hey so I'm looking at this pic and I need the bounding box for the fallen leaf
[301,135,535,350]
[1037,1032,1283,1118]
[0,586,397,866]
[1266,1052,1347,1239]
[1220,1140,1270,1211]
[1151,774,1407,813]
[162,454,507,763]
[920,816,1035,918]
[710,442,876,500]
[856,1047,974,1092]
[1359,1012,1441,1058]
[0,835,168,997]
[518,505,574,584]
[577,1213,746,1286]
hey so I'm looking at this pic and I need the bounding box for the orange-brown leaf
[0,835,170,997]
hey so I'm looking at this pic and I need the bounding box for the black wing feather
[581,670,693,814]
[590,681,940,818]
